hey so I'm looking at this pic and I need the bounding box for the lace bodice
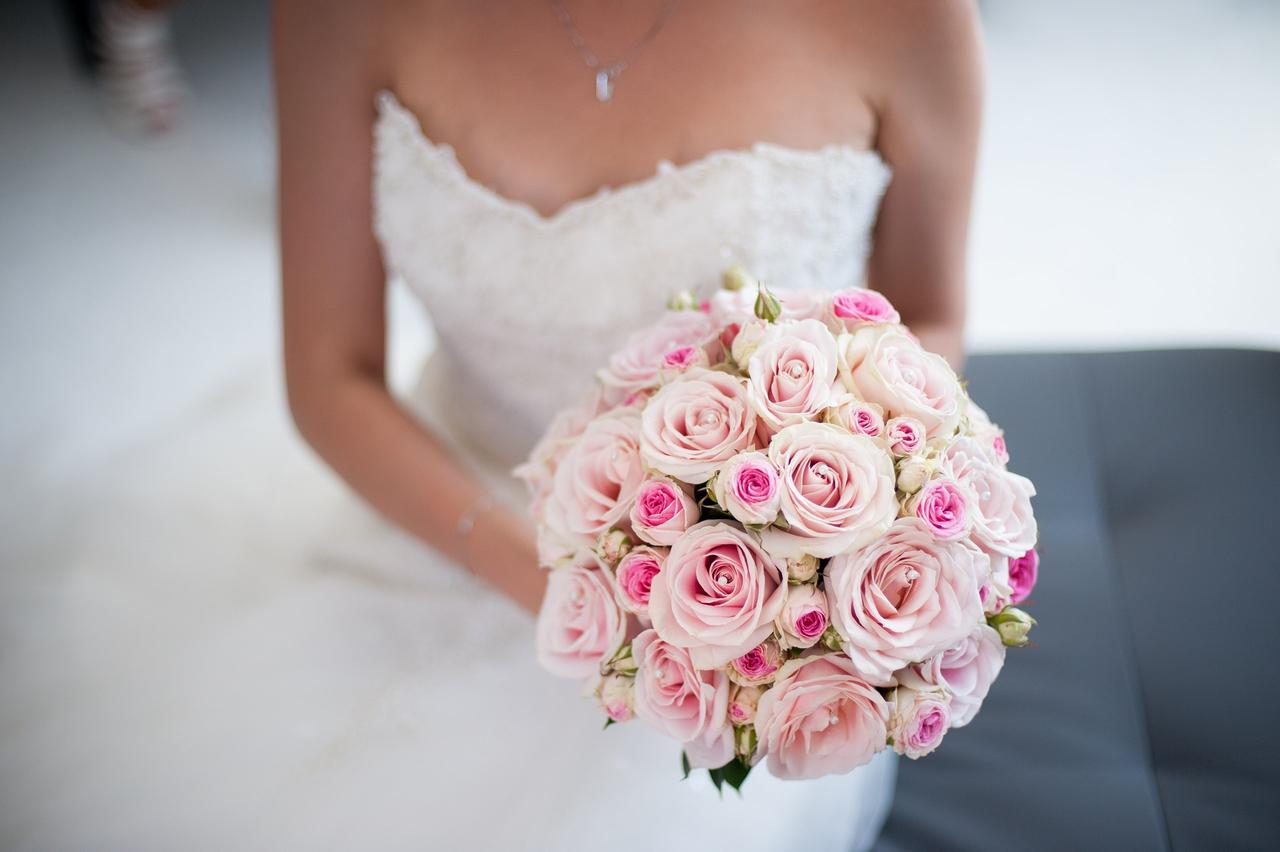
[372,90,892,469]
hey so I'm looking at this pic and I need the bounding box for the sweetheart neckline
[374,89,890,229]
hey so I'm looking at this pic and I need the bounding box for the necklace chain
[549,0,683,102]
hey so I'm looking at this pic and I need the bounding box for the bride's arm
[863,0,984,370]
[273,1,543,614]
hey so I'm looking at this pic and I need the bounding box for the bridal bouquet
[517,268,1040,789]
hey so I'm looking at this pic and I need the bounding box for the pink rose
[843,328,964,440]
[639,368,757,484]
[598,673,636,722]
[648,521,788,668]
[827,288,901,330]
[1008,548,1039,604]
[941,437,1038,558]
[886,416,927,456]
[536,560,627,679]
[888,687,950,759]
[898,624,1005,727]
[547,410,644,547]
[754,654,889,780]
[777,289,833,321]
[659,344,710,380]
[775,582,829,649]
[746,319,842,432]
[629,477,699,546]
[762,422,898,560]
[910,477,973,541]
[824,518,986,685]
[515,387,603,515]
[992,434,1010,465]
[612,546,665,617]
[728,683,764,725]
[713,451,781,526]
[827,399,886,441]
[598,310,714,404]
[632,629,734,769]
[727,638,785,686]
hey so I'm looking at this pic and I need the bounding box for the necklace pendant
[595,70,614,103]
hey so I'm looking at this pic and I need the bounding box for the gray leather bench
[875,350,1280,852]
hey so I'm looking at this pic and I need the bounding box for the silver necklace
[549,0,683,103]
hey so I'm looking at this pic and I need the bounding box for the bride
[8,2,979,850]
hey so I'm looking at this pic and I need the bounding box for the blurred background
[1,0,1278,849]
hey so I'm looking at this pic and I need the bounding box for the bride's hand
[459,503,545,615]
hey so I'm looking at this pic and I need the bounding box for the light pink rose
[639,368,757,484]
[713,451,781,526]
[746,319,842,432]
[612,546,665,617]
[629,476,699,546]
[775,583,829,649]
[547,410,645,546]
[844,328,964,440]
[898,624,1005,727]
[728,683,764,725]
[536,560,627,679]
[776,289,833,321]
[886,416,927,456]
[827,288,901,330]
[514,387,603,515]
[727,638,785,686]
[754,654,889,780]
[910,477,973,541]
[632,629,734,769]
[648,521,788,668]
[964,400,1010,466]
[1008,548,1039,604]
[941,437,1038,558]
[824,518,986,685]
[827,399,886,441]
[762,422,898,560]
[598,310,715,403]
[888,687,950,758]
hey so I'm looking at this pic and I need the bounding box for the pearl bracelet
[456,494,497,537]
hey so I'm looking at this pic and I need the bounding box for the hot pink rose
[911,477,973,541]
[659,344,710,380]
[762,422,898,560]
[886,416,927,456]
[713,451,781,526]
[775,582,829,650]
[648,521,788,668]
[941,437,1037,558]
[727,638,785,686]
[598,310,714,404]
[753,654,889,780]
[547,410,645,547]
[612,546,665,617]
[824,518,986,685]
[843,328,963,441]
[632,629,734,769]
[639,368,757,484]
[536,560,627,679]
[898,624,1005,727]
[888,687,950,759]
[629,476,699,546]
[827,288,901,330]
[746,319,842,432]
[1008,548,1039,604]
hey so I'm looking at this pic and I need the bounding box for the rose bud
[820,622,844,652]
[597,673,636,722]
[595,528,633,568]
[888,687,951,759]
[896,456,934,494]
[754,286,782,323]
[600,641,639,677]
[735,722,759,761]
[886,416,927,457]
[908,477,973,541]
[659,344,711,382]
[612,546,665,618]
[721,265,757,292]
[728,683,765,726]
[667,289,698,311]
[1008,548,1039,604]
[786,554,821,584]
[728,638,785,687]
[775,584,829,650]
[826,399,886,441]
[629,476,699,547]
[988,606,1037,647]
[713,451,782,526]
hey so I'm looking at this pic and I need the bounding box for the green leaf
[707,766,726,795]
[602,717,616,731]
[719,757,752,794]
[681,752,692,780]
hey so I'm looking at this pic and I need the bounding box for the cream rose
[639,368,757,484]
[762,422,898,560]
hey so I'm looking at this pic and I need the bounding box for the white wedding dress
[2,90,898,851]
